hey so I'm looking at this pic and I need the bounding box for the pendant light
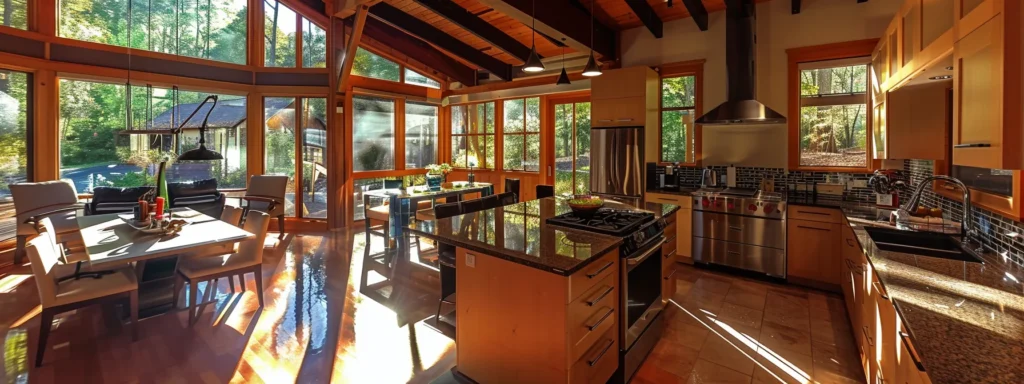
[556,39,571,85]
[582,0,602,77]
[522,0,545,72]
[176,95,224,161]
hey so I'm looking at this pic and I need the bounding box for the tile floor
[0,230,864,383]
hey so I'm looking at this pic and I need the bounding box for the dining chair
[179,205,245,263]
[496,192,518,206]
[26,223,139,367]
[11,180,82,264]
[175,211,271,327]
[536,184,555,199]
[240,175,288,239]
[505,178,520,201]
[432,202,462,324]
[481,194,500,210]
[459,197,487,214]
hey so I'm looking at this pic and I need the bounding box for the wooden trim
[34,70,58,181]
[656,59,704,166]
[787,39,879,172]
[349,76,443,99]
[338,5,369,93]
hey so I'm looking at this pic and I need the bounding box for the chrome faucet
[900,175,982,249]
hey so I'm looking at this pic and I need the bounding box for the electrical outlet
[466,253,475,268]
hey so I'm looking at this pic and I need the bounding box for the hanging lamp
[582,0,602,77]
[522,0,545,72]
[556,40,571,85]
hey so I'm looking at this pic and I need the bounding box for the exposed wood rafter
[369,2,513,81]
[791,0,801,14]
[334,0,382,18]
[625,0,664,38]
[679,0,709,31]
[362,18,479,86]
[475,0,617,62]
[338,5,369,93]
[412,0,534,63]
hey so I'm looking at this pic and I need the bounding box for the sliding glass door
[263,96,327,219]
[552,100,591,196]
[0,70,31,243]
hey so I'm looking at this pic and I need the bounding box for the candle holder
[468,165,476,186]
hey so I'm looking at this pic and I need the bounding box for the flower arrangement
[426,163,453,176]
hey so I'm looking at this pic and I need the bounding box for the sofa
[86,186,153,216]
[86,179,225,218]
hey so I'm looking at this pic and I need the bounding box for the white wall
[620,0,902,168]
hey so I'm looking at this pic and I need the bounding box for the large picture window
[263,96,328,218]
[264,0,326,68]
[405,102,438,169]
[0,69,31,243]
[352,96,396,172]
[353,48,400,82]
[502,98,540,172]
[451,102,495,169]
[797,59,870,168]
[59,78,247,192]
[58,0,248,65]
[660,75,696,164]
[0,0,27,29]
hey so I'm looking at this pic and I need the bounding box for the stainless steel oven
[621,238,664,348]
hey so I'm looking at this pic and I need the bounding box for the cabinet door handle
[873,281,890,300]
[862,326,874,346]
[615,118,635,122]
[795,210,831,216]
[797,225,831,232]
[587,308,614,331]
[899,332,927,372]
[953,143,991,148]
[728,226,742,231]
[597,119,613,123]
[587,261,614,279]
[664,268,678,280]
[727,250,741,256]
[586,286,614,306]
[664,249,677,259]
[587,339,614,366]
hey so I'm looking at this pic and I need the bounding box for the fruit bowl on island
[567,195,605,216]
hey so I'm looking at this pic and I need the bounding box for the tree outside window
[352,48,400,82]
[451,102,494,169]
[798,61,869,168]
[660,75,696,164]
[502,98,540,172]
[0,0,28,29]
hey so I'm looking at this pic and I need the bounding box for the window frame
[261,94,328,219]
[352,44,446,90]
[449,101,496,170]
[501,97,540,173]
[263,0,328,69]
[349,90,441,175]
[787,40,879,173]
[657,60,704,166]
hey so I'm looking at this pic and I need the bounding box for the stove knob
[764,204,774,214]
[727,202,735,209]
[701,198,710,207]
[748,204,757,212]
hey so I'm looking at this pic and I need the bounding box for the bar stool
[433,202,463,323]
[536,184,555,199]
[505,178,520,201]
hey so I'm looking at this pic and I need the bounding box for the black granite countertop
[645,187,697,196]
[408,198,679,276]
[794,202,1024,383]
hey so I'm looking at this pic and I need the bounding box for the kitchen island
[408,197,679,384]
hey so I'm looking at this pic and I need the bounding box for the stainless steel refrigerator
[589,126,643,206]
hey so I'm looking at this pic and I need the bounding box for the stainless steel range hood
[695,0,786,125]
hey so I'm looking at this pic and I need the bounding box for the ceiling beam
[334,0,382,18]
[362,18,479,86]
[679,0,709,31]
[412,0,534,63]
[791,0,800,14]
[625,0,664,38]
[475,0,617,62]
[338,5,369,93]
[858,0,868,3]
[369,2,513,81]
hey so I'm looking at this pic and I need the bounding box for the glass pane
[554,103,574,196]
[353,177,402,221]
[526,98,540,132]
[661,76,695,108]
[353,48,400,81]
[405,102,438,169]
[0,0,28,29]
[661,110,692,163]
[482,135,494,169]
[169,93,248,189]
[503,99,524,133]
[525,134,540,172]
[301,98,327,218]
[800,65,868,96]
[953,165,1013,197]
[451,135,467,168]
[503,134,524,170]
[352,96,395,171]
[574,102,591,195]
[59,80,137,192]
[404,69,440,89]
[799,104,868,168]
[477,102,494,134]
[301,19,327,68]
[264,1,297,67]
[451,105,467,134]
[58,0,247,64]
[264,97,296,216]
[0,70,30,242]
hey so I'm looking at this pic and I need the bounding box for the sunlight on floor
[0,274,31,293]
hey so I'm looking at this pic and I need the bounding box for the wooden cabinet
[455,248,620,384]
[954,0,999,40]
[922,0,955,50]
[873,100,888,160]
[645,192,693,264]
[883,81,951,160]
[897,321,933,384]
[591,96,648,128]
[786,217,841,290]
[590,66,653,101]
[589,66,659,163]
[875,0,955,92]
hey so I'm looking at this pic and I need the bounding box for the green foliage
[0,0,28,29]
[109,171,155,187]
[353,48,400,81]
[660,76,695,163]
[661,76,695,108]
[0,71,29,195]
[798,64,869,167]
[502,98,540,171]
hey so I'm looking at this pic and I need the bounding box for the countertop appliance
[591,126,643,205]
[700,167,720,188]
[547,208,666,384]
[691,188,787,278]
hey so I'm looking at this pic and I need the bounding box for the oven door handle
[626,239,666,266]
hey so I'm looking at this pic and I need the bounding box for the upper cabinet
[590,67,660,163]
[875,0,955,92]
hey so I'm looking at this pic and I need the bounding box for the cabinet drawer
[569,252,618,303]
[569,274,617,361]
[662,237,677,259]
[592,96,647,127]
[570,327,618,384]
[646,192,690,206]
[788,205,842,223]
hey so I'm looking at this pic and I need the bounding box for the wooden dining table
[76,208,253,317]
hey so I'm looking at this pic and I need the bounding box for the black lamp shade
[556,68,571,85]
[522,46,545,72]
[177,143,223,161]
[582,53,602,77]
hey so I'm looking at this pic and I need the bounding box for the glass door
[0,69,31,243]
[263,96,328,219]
[552,100,591,196]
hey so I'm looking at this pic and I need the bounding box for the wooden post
[337,5,369,94]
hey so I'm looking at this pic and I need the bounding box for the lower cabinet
[662,212,678,304]
[787,218,842,290]
[645,192,693,264]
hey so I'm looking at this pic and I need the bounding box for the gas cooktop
[547,209,655,237]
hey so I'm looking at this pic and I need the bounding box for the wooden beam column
[338,5,369,93]
[412,0,534,62]
[679,0,710,31]
[476,0,617,63]
[33,70,58,181]
[625,0,664,38]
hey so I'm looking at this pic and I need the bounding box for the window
[451,102,495,169]
[352,96,395,172]
[554,101,591,196]
[263,0,325,68]
[502,98,540,172]
[0,69,31,243]
[59,79,247,192]
[797,59,870,168]
[58,0,248,65]
[405,102,438,169]
[301,98,327,218]
[404,69,440,89]
[301,18,326,68]
[353,48,400,82]
[0,0,27,29]
[660,76,696,163]
[264,96,327,218]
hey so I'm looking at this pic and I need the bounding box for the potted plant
[426,163,453,191]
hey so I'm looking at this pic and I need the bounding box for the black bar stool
[505,178,520,201]
[433,202,463,324]
[536,184,555,199]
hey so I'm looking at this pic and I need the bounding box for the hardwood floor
[0,231,862,383]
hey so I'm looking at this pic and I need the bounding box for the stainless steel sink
[864,226,984,263]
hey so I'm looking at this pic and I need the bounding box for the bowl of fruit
[567,195,605,217]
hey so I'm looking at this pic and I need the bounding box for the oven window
[951,165,1013,197]
[626,248,662,327]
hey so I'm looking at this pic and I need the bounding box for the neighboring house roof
[146,97,325,130]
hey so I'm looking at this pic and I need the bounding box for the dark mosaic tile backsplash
[647,161,1024,267]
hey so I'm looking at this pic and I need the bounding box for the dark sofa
[86,186,153,215]
[86,179,225,218]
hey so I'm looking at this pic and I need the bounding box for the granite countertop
[408,198,680,276]
[645,187,697,196]
[795,200,1024,383]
